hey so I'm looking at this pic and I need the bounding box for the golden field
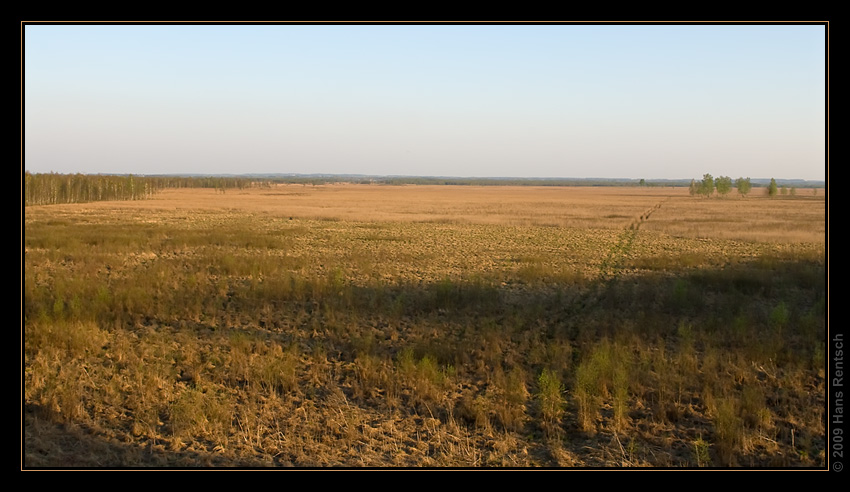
[23,184,827,467]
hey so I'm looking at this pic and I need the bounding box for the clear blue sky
[23,23,827,180]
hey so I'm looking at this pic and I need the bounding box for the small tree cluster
[689,174,716,197]
[689,174,755,198]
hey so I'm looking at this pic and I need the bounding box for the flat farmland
[23,184,827,468]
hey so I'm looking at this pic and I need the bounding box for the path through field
[598,198,669,280]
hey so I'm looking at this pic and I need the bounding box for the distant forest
[172,174,823,188]
[22,172,274,206]
[23,172,824,206]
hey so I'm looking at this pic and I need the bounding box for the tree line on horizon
[22,173,677,206]
[24,171,819,206]
[24,172,162,206]
[688,174,748,198]
[23,172,275,206]
[688,174,818,198]
[687,174,811,198]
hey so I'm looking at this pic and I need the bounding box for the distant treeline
[220,175,824,188]
[154,175,274,190]
[247,175,689,187]
[365,177,657,187]
[24,173,163,206]
[23,173,273,206]
[359,176,824,188]
[24,172,824,206]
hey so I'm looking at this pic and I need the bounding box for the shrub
[769,302,790,332]
[495,367,529,432]
[397,348,452,414]
[714,397,743,466]
[693,435,712,467]
[612,358,631,431]
[537,368,565,437]
[573,342,618,433]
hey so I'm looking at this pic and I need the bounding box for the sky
[23,23,827,181]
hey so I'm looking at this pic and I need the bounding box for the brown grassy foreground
[23,184,827,468]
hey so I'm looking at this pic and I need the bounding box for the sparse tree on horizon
[735,177,752,198]
[699,174,715,197]
[767,178,778,197]
[715,176,732,197]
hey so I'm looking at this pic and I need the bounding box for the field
[23,183,827,468]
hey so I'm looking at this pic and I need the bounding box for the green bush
[537,369,565,436]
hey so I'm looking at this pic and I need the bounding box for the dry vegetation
[23,184,827,468]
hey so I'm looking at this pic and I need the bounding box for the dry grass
[47,184,677,228]
[23,184,827,468]
[640,190,825,243]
